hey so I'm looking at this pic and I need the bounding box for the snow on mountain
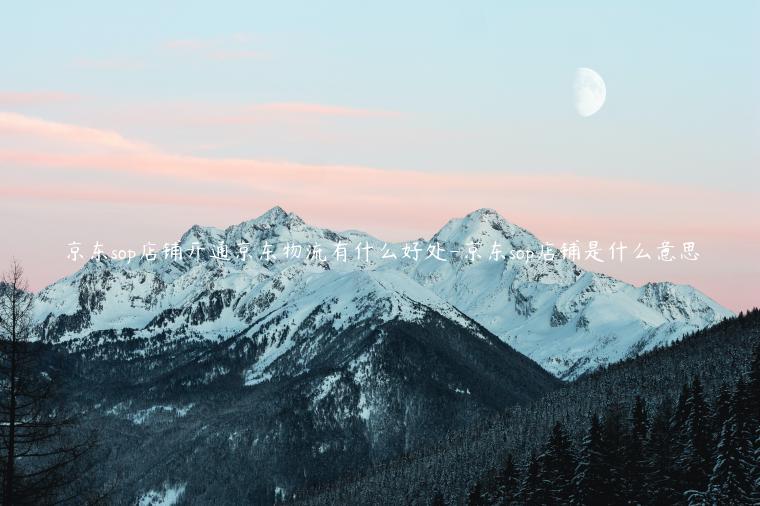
[34,206,732,379]
[403,208,732,377]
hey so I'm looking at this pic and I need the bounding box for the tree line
[297,309,760,505]
[463,343,760,505]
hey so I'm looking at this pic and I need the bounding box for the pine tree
[571,413,607,505]
[749,430,760,503]
[519,452,542,506]
[631,396,648,439]
[599,404,626,504]
[743,341,760,505]
[648,398,679,504]
[537,421,575,504]
[747,343,760,424]
[673,383,692,434]
[493,453,519,505]
[466,480,484,506]
[625,396,649,504]
[712,384,733,438]
[732,378,752,435]
[677,376,713,495]
[732,377,756,491]
[430,489,446,506]
[701,416,751,503]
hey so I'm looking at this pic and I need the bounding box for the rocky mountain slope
[35,206,731,379]
[59,302,558,503]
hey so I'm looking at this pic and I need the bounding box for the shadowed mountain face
[36,206,731,379]
[59,296,558,503]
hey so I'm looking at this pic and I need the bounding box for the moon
[574,67,606,117]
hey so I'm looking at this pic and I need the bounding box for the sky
[0,1,758,311]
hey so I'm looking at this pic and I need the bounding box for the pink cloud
[0,111,757,311]
[49,99,400,132]
[0,112,754,224]
[0,112,151,152]
[0,91,78,106]
[173,101,400,126]
[0,183,246,208]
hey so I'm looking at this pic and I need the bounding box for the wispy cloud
[0,183,243,208]
[0,112,151,152]
[1,111,757,312]
[0,111,754,227]
[90,100,401,129]
[187,102,401,125]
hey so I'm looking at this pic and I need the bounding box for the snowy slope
[402,209,732,377]
[34,206,732,379]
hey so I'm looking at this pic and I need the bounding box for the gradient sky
[0,1,758,311]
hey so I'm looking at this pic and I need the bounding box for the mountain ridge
[35,206,732,379]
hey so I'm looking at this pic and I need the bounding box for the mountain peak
[468,207,500,217]
[225,206,306,235]
[432,208,538,249]
[251,206,304,226]
[258,205,288,220]
[177,223,224,250]
[462,208,524,231]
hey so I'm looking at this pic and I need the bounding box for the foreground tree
[677,376,713,494]
[518,452,542,505]
[0,260,104,505]
[493,453,519,505]
[465,480,484,506]
[625,396,649,503]
[571,413,606,505]
[705,416,751,503]
[429,489,446,506]
[538,421,575,503]
[647,397,680,503]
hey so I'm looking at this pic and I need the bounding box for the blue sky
[0,2,758,310]
[3,1,757,185]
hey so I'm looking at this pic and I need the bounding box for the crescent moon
[574,67,606,117]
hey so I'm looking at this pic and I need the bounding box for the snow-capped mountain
[35,206,732,379]
[402,209,732,378]
[33,206,733,502]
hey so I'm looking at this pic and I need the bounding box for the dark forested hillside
[55,308,558,504]
[298,309,760,505]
